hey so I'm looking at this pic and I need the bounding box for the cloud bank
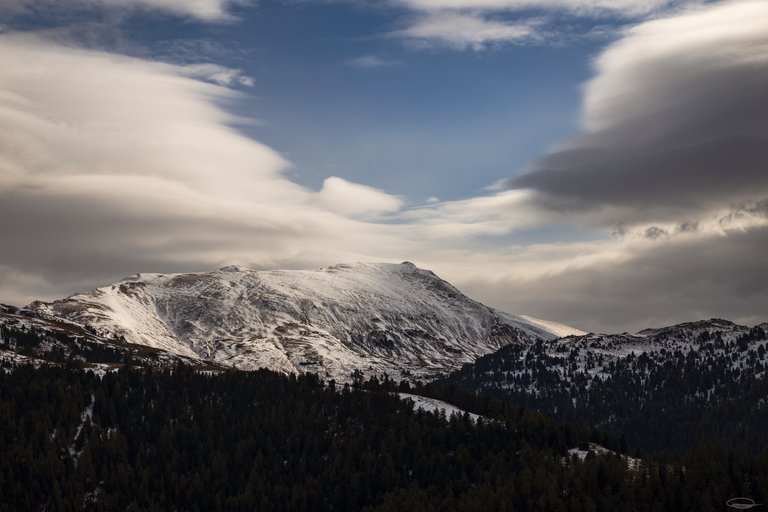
[455,222,768,334]
[508,0,768,226]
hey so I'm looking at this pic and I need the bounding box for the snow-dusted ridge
[26,262,580,381]
[447,317,768,400]
[496,311,584,340]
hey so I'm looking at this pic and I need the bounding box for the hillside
[442,319,768,452]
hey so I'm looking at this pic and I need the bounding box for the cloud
[393,11,539,50]
[346,55,401,69]
[315,177,403,217]
[0,33,411,303]
[0,265,62,308]
[505,0,768,227]
[454,222,768,334]
[400,189,550,238]
[386,0,691,50]
[182,63,255,86]
[0,0,249,22]
[395,0,675,17]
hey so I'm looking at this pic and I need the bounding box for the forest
[442,326,768,453]
[1,363,767,511]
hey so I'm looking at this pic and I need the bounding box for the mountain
[441,318,768,452]
[23,262,582,380]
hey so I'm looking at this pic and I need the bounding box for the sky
[0,0,766,333]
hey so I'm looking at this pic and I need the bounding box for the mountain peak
[637,318,746,337]
[218,265,247,273]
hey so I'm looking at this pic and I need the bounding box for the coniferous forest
[2,363,768,511]
[441,326,768,453]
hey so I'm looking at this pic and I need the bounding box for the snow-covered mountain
[25,262,582,380]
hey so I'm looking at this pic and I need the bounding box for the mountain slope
[0,304,211,370]
[442,318,768,452]
[26,262,583,380]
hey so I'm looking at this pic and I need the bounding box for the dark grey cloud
[511,135,768,220]
[642,226,667,239]
[459,225,768,334]
[505,0,768,226]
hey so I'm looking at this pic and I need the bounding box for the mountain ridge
[441,316,768,452]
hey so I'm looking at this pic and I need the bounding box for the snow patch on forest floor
[69,394,95,461]
[567,443,641,470]
[398,393,482,423]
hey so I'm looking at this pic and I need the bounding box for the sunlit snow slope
[27,262,583,380]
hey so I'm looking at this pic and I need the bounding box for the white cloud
[394,11,539,50]
[182,63,255,87]
[401,189,547,237]
[315,177,403,217]
[346,55,401,69]
[112,0,244,20]
[0,0,249,22]
[395,0,675,16]
[583,0,768,132]
[388,0,685,50]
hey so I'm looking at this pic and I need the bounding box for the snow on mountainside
[449,318,765,394]
[443,318,768,451]
[0,304,209,369]
[398,393,483,423]
[26,262,582,381]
